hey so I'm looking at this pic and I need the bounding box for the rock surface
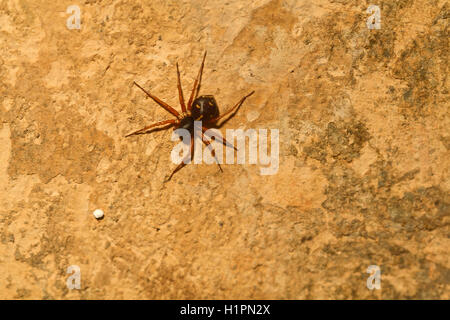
[0,0,448,299]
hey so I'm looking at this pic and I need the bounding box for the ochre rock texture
[0,0,449,299]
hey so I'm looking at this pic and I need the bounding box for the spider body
[178,114,195,132]
[126,52,254,181]
[191,95,220,122]
[176,96,219,133]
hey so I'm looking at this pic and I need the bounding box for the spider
[125,52,255,181]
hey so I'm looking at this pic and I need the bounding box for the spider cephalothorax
[176,96,219,133]
[191,95,220,122]
[126,52,254,181]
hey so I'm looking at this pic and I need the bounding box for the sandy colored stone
[0,0,448,299]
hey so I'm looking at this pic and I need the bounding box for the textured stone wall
[0,0,448,299]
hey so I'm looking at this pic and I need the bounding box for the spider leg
[208,90,255,126]
[176,63,187,112]
[187,51,207,111]
[166,134,194,181]
[125,119,177,137]
[202,126,238,152]
[134,81,180,119]
[202,138,223,172]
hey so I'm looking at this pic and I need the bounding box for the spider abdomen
[191,95,219,122]
[178,115,195,131]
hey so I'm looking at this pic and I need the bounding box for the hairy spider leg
[194,53,206,101]
[187,51,207,111]
[208,91,255,125]
[125,119,176,137]
[202,126,238,152]
[202,138,223,172]
[176,62,187,113]
[166,134,194,181]
[133,81,180,119]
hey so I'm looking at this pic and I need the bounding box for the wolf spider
[126,52,255,181]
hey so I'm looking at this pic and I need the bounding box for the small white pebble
[93,209,104,219]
